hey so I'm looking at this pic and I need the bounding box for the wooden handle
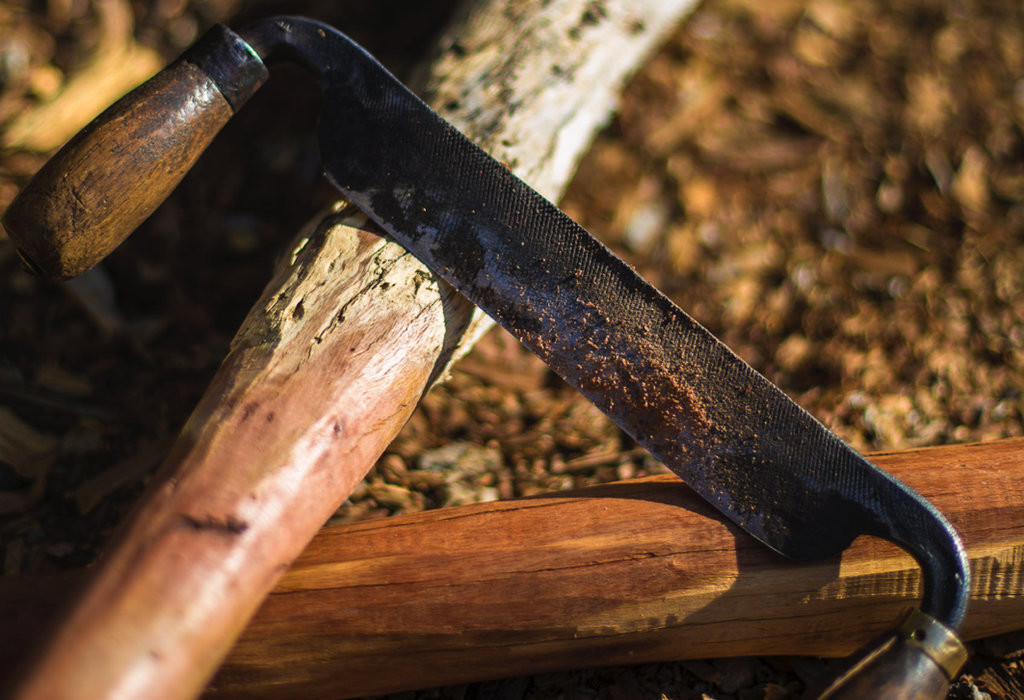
[1,25,266,280]
[819,610,967,699]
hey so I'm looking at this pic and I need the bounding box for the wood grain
[210,439,1024,698]
[1,439,1020,698]
[3,1,699,698]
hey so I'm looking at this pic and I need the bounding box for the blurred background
[1,0,1022,697]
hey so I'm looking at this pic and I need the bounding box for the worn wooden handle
[2,25,266,280]
[819,610,967,699]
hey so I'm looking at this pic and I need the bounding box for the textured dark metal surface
[239,17,969,629]
[183,24,268,112]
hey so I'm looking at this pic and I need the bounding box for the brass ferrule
[898,608,968,680]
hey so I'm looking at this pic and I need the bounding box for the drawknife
[3,17,970,699]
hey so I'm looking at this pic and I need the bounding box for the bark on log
[5,1,698,699]
[1,439,1021,698]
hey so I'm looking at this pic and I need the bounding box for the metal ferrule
[183,24,269,112]
[898,608,969,680]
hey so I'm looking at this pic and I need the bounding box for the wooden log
[1,439,1021,698]
[4,1,698,699]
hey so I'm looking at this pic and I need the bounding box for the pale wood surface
[5,1,699,698]
[1,439,1021,698]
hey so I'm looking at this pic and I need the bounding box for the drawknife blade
[241,17,969,629]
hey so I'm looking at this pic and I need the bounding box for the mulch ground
[1,0,1022,698]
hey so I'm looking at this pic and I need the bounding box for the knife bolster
[817,609,967,699]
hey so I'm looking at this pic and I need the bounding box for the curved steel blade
[240,17,969,628]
